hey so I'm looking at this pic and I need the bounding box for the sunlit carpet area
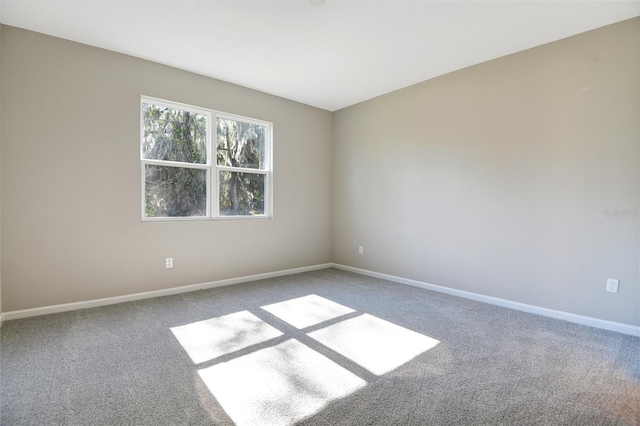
[1,268,639,425]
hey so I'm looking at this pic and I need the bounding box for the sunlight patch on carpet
[261,294,355,329]
[308,314,440,375]
[198,339,366,426]
[170,311,283,364]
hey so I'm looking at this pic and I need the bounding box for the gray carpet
[1,268,639,425]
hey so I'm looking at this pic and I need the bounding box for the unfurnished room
[0,1,639,425]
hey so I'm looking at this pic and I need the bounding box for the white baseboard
[1,263,333,322]
[3,262,638,337]
[333,263,640,337]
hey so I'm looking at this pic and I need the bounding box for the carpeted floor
[1,268,639,425]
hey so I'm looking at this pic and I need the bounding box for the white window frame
[140,96,273,221]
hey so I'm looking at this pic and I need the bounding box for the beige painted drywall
[1,26,333,311]
[333,18,640,326]
[2,19,639,328]
[0,23,3,318]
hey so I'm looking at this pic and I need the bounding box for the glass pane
[219,171,265,216]
[142,103,207,164]
[217,118,266,169]
[145,165,207,217]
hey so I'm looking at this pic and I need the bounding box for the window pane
[142,103,207,164]
[219,171,265,216]
[217,118,266,169]
[145,165,207,217]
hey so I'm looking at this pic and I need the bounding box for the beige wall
[2,20,639,328]
[0,23,2,316]
[1,27,333,311]
[333,18,640,326]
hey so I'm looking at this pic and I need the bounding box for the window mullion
[207,111,213,218]
[217,166,268,174]
[213,167,221,218]
[142,159,209,170]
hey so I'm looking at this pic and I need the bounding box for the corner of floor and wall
[331,17,640,336]
[0,18,639,336]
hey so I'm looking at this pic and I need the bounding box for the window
[141,97,272,220]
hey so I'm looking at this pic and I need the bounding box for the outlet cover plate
[606,278,619,293]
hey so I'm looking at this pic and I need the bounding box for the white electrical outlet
[358,246,364,255]
[166,258,173,269]
[606,278,619,293]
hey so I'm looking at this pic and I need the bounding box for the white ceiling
[1,1,638,111]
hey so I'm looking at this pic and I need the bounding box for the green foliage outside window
[142,101,269,218]
[217,119,266,215]
[143,104,208,217]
